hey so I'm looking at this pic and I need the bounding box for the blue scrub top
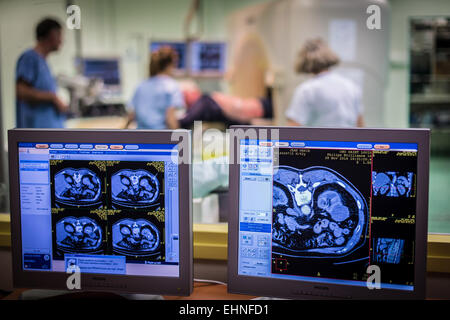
[15,49,65,128]
[129,75,185,129]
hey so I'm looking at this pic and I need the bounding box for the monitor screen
[17,142,179,278]
[81,58,120,86]
[237,139,419,292]
[150,41,187,72]
[189,42,226,76]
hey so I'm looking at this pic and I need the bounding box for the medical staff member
[128,46,184,129]
[16,18,68,128]
[286,38,364,127]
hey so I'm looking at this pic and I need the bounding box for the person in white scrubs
[286,38,364,127]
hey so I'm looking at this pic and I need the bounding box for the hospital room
[0,0,449,305]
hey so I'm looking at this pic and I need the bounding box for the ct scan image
[112,218,161,256]
[272,166,368,258]
[271,148,372,280]
[53,212,106,259]
[108,161,164,211]
[372,171,414,197]
[50,160,106,209]
[373,238,405,265]
[111,169,160,208]
[108,212,165,262]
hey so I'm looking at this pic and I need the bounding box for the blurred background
[0,0,449,234]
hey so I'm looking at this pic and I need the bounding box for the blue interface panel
[238,140,418,291]
[18,143,180,277]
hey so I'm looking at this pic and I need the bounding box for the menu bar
[239,140,418,151]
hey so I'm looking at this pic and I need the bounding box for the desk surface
[165,282,256,300]
[2,282,256,300]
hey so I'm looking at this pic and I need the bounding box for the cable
[194,278,227,286]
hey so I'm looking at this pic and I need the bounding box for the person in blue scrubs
[127,46,184,129]
[16,18,68,128]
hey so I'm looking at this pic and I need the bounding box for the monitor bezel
[8,128,193,296]
[227,126,430,300]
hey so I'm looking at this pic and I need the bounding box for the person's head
[295,38,340,75]
[36,18,63,52]
[149,46,178,77]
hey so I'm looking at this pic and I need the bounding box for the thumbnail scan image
[112,218,161,257]
[372,171,414,197]
[272,166,368,258]
[373,238,405,264]
[111,169,160,208]
[55,216,103,254]
[53,168,102,207]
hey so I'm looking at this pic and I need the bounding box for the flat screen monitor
[8,129,192,296]
[228,126,430,299]
[80,58,121,86]
[189,41,226,77]
[150,41,187,74]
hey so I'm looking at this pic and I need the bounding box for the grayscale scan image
[272,166,368,258]
[54,168,102,206]
[112,218,161,257]
[111,169,160,208]
[372,171,414,197]
[55,216,103,254]
[373,238,405,264]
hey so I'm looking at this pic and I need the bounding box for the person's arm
[356,114,365,127]
[165,81,185,129]
[354,86,364,128]
[16,80,53,103]
[16,80,68,113]
[285,85,311,127]
[123,110,136,129]
[166,106,180,129]
[286,119,301,126]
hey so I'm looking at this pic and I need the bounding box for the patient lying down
[168,82,273,129]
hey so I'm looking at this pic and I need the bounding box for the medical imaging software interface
[18,142,180,277]
[238,140,418,291]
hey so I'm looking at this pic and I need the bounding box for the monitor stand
[19,289,164,300]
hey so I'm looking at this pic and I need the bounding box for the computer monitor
[80,58,121,87]
[189,41,226,77]
[150,41,187,75]
[8,129,192,296]
[228,126,430,299]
